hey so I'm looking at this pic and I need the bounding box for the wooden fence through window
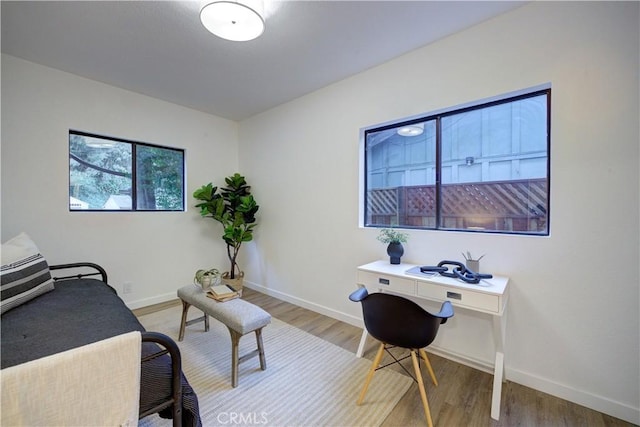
[367,178,547,233]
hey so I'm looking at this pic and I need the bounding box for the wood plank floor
[134,288,635,427]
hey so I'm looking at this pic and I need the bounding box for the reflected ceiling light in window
[397,123,424,137]
[85,138,116,149]
[200,0,265,42]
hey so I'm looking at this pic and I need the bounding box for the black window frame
[69,130,186,212]
[363,88,551,236]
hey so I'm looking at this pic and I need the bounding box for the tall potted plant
[193,173,259,289]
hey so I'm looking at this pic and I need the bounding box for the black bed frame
[50,263,183,426]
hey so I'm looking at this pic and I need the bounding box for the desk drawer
[417,282,499,313]
[358,271,415,295]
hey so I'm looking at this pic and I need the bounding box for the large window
[69,131,185,211]
[364,88,550,235]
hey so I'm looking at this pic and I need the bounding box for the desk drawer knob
[378,278,390,285]
[447,291,462,300]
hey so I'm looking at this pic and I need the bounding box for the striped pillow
[1,234,54,315]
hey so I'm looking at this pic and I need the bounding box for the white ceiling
[1,1,525,121]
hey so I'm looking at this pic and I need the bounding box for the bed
[1,241,201,426]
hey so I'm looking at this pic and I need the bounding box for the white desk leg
[356,329,368,358]
[491,351,505,420]
[491,311,508,420]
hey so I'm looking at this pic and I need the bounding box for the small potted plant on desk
[377,228,409,264]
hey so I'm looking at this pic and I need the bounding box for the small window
[69,131,185,211]
[364,88,550,235]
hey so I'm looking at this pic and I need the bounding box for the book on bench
[206,284,240,302]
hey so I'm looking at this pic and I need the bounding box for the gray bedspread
[1,278,201,426]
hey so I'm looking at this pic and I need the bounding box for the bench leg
[178,300,191,341]
[227,327,268,388]
[179,300,211,341]
[229,329,242,388]
[256,327,267,370]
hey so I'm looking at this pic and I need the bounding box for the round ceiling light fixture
[200,0,265,42]
[397,123,424,137]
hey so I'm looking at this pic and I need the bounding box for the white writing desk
[355,260,509,420]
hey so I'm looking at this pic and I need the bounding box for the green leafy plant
[193,173,259,279]
[376,228,409,244]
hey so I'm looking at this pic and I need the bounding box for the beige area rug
[137,304,411,427]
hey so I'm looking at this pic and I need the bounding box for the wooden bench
[177,285,271,387]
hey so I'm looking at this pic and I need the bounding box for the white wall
[239,2,639,424]
[1,54,240,308]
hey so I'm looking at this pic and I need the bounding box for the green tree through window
[69,131,184,211]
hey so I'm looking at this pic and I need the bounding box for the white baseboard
[426,345,495,375]
[243,280,640,425]
[243,281,363,327]
[506,367,639,425]
[428,348,639,424]
[125,291,177,310]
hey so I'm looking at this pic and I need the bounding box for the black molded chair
[349,287,454,427]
